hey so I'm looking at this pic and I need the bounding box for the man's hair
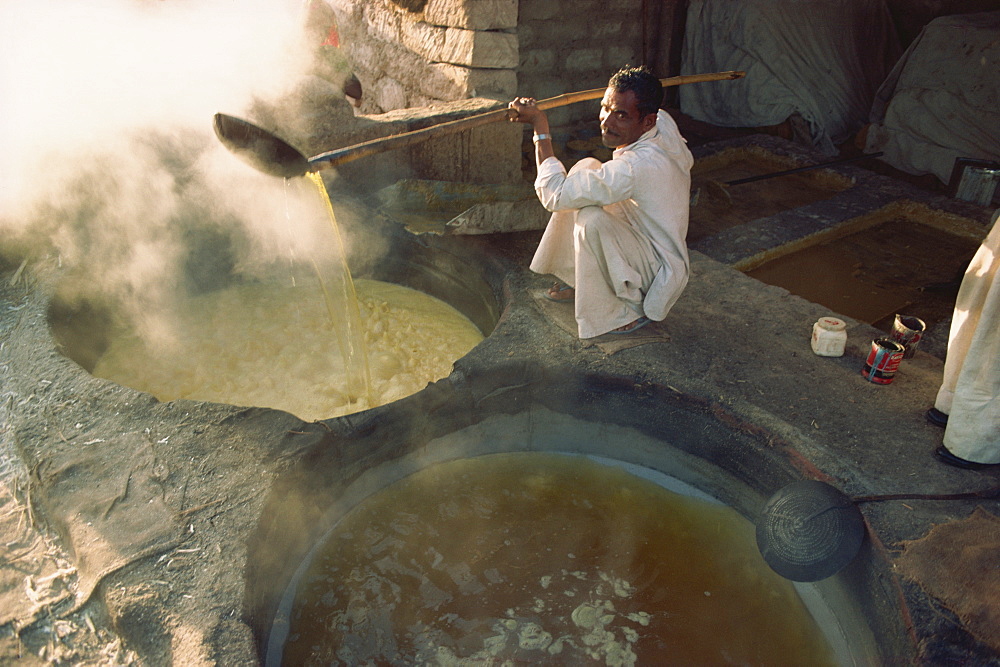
[608,65,663,117]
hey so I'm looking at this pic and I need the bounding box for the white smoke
[0,0,357,340]
[1,0,311,214]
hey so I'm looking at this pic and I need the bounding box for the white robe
[529,110,694,338]
[934,214,1000,463]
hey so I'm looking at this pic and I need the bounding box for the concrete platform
[1,137,998,663]
[454,225,1000,664]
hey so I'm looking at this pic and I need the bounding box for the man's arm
[508,97,554,166]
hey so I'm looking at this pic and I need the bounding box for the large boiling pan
[213,71,746,179]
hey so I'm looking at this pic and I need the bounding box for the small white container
[811,317,847,357]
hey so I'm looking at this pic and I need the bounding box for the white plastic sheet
[680,0,900,155]
[865,11,1000,185]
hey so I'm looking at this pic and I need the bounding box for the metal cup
[889,314,926,359]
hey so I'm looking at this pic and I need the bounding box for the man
[927,211,1000,469]
[508,66,694,338]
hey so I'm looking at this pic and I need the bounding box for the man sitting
[508,65,694,338]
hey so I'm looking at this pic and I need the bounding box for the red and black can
[889,314,926,359]
[862,338,905,384]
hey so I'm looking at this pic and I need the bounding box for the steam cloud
[0,0,358,342]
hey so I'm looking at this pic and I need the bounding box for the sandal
[608,316,651,335]
[544,283,575,302]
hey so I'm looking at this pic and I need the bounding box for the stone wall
[518,0,635,127]
[325,0,523,185]
[331,0,519,113]
[517,0,682,128]
[321,0,683,185]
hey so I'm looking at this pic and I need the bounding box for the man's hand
[508,97,554,164]
[508,97,549,133]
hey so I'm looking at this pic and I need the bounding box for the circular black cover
[212,113,309,179]
[755,480,865,582]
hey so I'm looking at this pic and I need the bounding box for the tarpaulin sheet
[865,11,1000,184]
[680,0,900,155]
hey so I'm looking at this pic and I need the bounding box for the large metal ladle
[213,71,746,179]
[756,480,1000,582]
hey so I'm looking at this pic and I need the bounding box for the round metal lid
[755,480,866,582]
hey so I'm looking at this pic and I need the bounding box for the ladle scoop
[756,480,1000,582]
[212,114,311,179]
[213,71,746,179]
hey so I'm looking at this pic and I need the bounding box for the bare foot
[544,283,575,302]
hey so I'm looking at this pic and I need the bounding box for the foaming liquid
[280,453,837,666]
[92,279,483,420]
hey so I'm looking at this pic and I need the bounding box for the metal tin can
[889,314,926,359]
[949,158,1000,206]
[862,338,905,384]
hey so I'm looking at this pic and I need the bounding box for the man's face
[599,88,657,149]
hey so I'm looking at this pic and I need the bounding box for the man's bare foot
[544,283,575,302]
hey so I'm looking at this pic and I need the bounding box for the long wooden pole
[308,70,746,170]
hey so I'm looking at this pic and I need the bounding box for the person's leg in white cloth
[934,215,1000,465]
[530,158,659,338]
